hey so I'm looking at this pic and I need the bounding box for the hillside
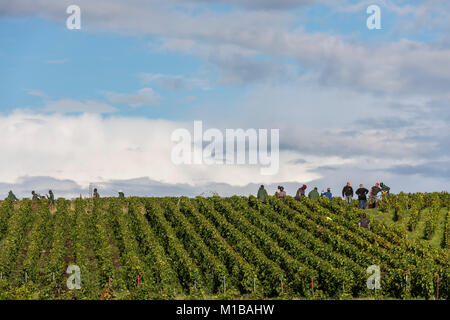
[0,194,448,300]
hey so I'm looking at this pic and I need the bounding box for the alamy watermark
[66,5,81,30]
[66,264,81,289]
[65,4,380,31]
[367,5,381,30]
[171,121,279,175]
[366,265,381,290]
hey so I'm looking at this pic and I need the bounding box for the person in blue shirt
[321,188,332,200]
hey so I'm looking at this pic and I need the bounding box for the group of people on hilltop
[294,185,331,201]
[92,188,124,198]
[256,183,388,231]
[31,190,55,203]
[6,189,55,204]
[341,182,390,209]
[4,188,126,202]
[257,181,390,210]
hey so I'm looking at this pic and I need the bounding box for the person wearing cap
[355,184,369,209]
[257,185,268,203]
[321,188,332,200]
[295,184,307,201]
[308,187,320,200]
[118,190,125,198]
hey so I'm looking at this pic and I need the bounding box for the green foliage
[0,193,447,300]
[423,197,440,240]
[442,210,449,249]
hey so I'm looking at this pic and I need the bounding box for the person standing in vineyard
[7,190,18,201]
[118,190,125,198]
[370,183,382,208]
[308,187,320,200]
[342,182,354,204]
[321,188,332,200]
[380,182,390,195]
[295,184,307,200]
[275,186,286,202]
[46,190,55,205]
[93,188,100,198]
[31,190,40,201]
[355,184,369,209]
[257,185,268,203]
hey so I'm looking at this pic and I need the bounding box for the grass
[365,207,447,248]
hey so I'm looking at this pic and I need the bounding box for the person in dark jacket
[118,190,125,198]
[380,182,390,195]
[31,191,40,201]
[342,182,354,204]
[321,188,332,200]
[257,185,268,203]
[370,183,382,208]
[295,184,307,201]
[46,190,55,205]
[358,212,370,230]
[7,190,18,201]
[355,184,369,209]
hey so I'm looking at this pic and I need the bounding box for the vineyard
[0,193,448,300]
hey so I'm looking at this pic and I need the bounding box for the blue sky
[0,0,449,197]
[0,18,209,118]
[0,1,438,117]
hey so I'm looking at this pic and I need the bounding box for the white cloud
[0,111,348,189]
[42,99,118,113]
[27,90,47,98]
[140,73,211,90]
[0,110,447,196]
[104,88,160,107]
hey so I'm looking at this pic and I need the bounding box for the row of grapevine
[442,210,449,249]
[108,198,152,295]
[423,199,441,240]
[160,199,229,294]
[71,198,100,298]
[142,198,202,294]
[241,196,369,296]
[91,197,127,295]
[0,200,35,279]
[177,197,256,294]
[14,202,49,286]
[194,197,285,296]
[213,197,319,297]
[45,199,73,296]
[126,198,182,297]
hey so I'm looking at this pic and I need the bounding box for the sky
[0,0,449,198]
